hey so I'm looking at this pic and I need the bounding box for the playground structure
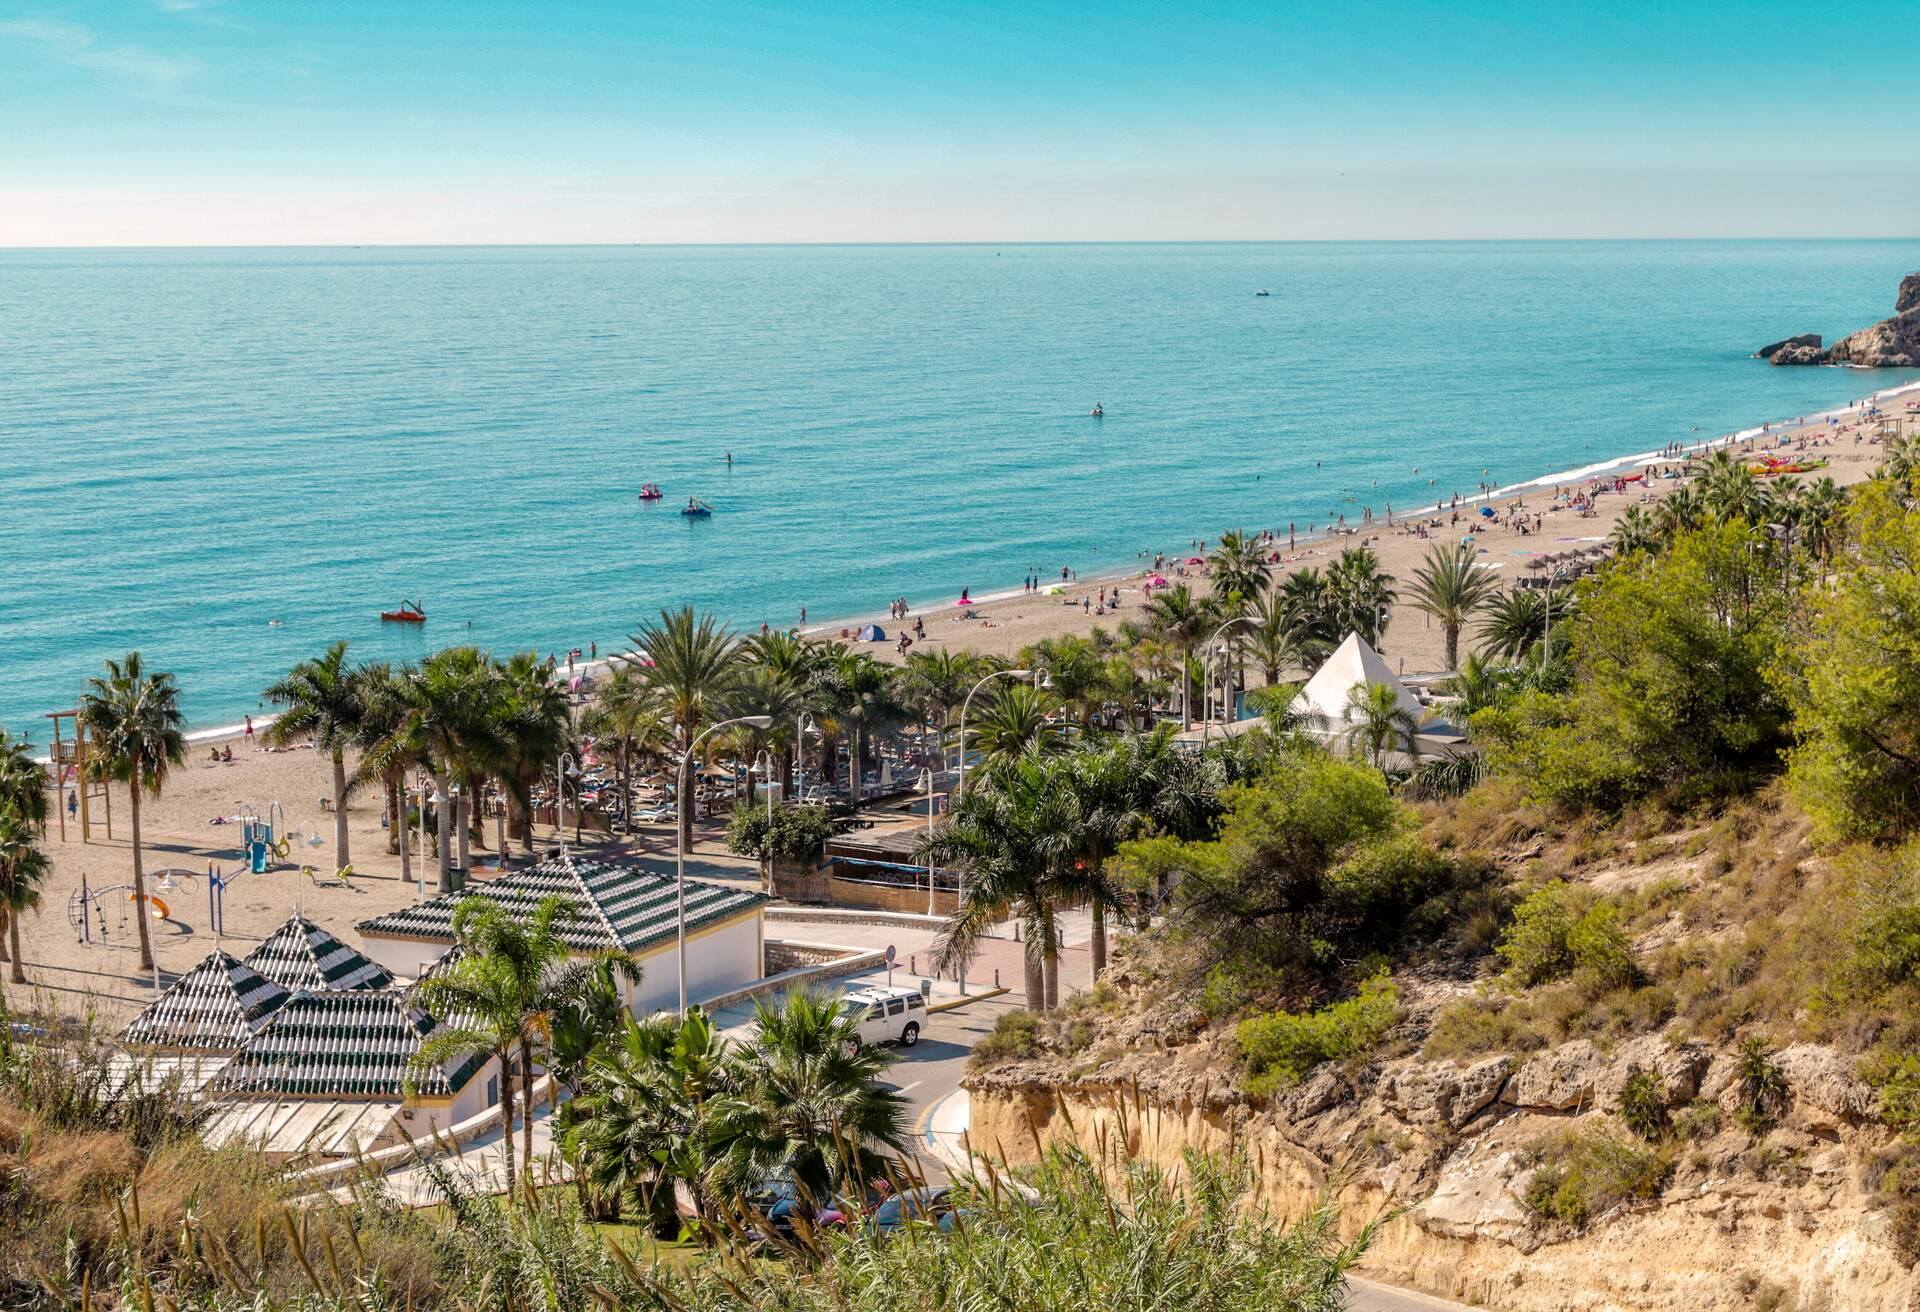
[69,865,238,942]
[239,802,288,874]
[44,709,111,842]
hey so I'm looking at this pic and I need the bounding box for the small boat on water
[1090,403,1104,418]
[681,498,713,518]
[637,483,663,501]
[1255,289,1271,297]
[380,598,427,623]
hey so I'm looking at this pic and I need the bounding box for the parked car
[869,1186,954,1236]
[839,983,929,1048]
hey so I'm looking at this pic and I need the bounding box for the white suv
[840,984,929,1049]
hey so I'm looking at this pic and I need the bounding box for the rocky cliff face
[965,981,1916,1312]
[1765,273,1920,367]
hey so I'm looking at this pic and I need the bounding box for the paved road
[1348,1276,1484,1311]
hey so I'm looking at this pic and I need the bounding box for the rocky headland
[1764,273,1920,367]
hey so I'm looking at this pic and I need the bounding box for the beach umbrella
[1043,584,1063,595]
[1186,556,1204,564]
[1148,575,1168,586]
[1479,507,1495,518]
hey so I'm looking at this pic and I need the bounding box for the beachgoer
[221,745,234,763]
[244,716,254,744]
[799,606,807,626]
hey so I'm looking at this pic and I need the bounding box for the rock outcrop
[1755,333,1822,360]
[1766,273,1920,367]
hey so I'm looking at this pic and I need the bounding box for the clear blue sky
[2,1,1914,244]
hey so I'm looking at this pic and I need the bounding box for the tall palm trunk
[847,723,864,805]
[456,792,472,873]
[1444,622,1461,673]
[493,1047,517,1199]
[394,774,412,891]
[676,736,695,855]
[130,770,154,971]
[434,768,453,893]
[386,780,401,855]
[1021,902,1045,1011]
[330,746,351,872]
[9,915,23,985]
[0,907,10,963]
[520,1044,536,1186]
[1090,900,1107,979]
[1042,907,1060,1011]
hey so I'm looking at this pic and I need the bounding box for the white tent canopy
[1290,633,1424,727]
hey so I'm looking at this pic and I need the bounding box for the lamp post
[794,712,817,802]
[919,767,938,915]
[677,714,774,1013]
[752,749,776,893]
[1201,616,1255,744]
[555,752,580,855]
[955,668,1032,803]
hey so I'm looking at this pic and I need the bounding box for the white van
[841,983,930,1049]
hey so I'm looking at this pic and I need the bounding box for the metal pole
[924,769,937,915]
[955,668,1029,803]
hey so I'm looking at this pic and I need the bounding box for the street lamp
[1201,616,1255,744]
[955,669,1032,803]
[794,712,817,802]
[918,767,938,915]
[752,749,776,893]
[555,752,580,855]
[677,714,774,1013]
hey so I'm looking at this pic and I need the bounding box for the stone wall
[771,859,958,916]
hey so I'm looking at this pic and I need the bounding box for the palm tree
[580,667,669,836]
[743,630,833,794]
[1437,651,1512,718]
[822,650,903,806]
[1611,505,1660,557]
[264,640,367,874]
[1245,590,1320,687]
[1207,528,1270,606]
[1055,740,1156,978]
[566,1008,741,1235]
[1342,682,1424,769]
[630,608,743,850]
[966,681,1067,772]
[492,651,572,852]
[1143,583,1215,727]
[411,895,639,1193]
[0,730,50,994]
[352,662,426,887]
[1653,484,1705,540]
[919,749,1077,1010]
[726,665,806,806]
[898,646,984,743]
[378,648,502,891]
[1476,589,1547,661]
[1325,547,1397,648]
[707,989,911,1203]
[1794,476,1846,578]
[1405,541,1499,672]
[1026,634,1108,732]
[78,653,186,972]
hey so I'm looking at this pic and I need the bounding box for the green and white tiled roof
[119,950,291,1051]
[211,989,487,1101]
[355,854,767,956]
[242,915,396,992]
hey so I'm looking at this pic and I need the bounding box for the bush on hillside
[1496,880,1639,991]
[1521,1124,1672,1227]
[1236,975,1398,1096]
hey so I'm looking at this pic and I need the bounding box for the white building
[355,853,769,1014]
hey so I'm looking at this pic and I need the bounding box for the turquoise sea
[3,240,1917,732]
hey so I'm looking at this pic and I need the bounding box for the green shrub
[1733,1036,1789,1132]
[725,802,841,864]
[970,1009,1042,1070]
[1521,1124,1672,1227]
[1496,881,1640,990]
[1237,975,1398,1095]
[1422,996,1548,1060]
[1618,1068,1668,1142]
[1873,1054,1920,1132]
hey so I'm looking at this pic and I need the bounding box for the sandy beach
[10,383,1917,1029]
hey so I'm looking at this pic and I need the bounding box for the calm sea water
[3,241,1917,731]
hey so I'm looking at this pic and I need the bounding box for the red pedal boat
[380,598,427,623]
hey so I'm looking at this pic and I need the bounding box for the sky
[1,1,1915,245]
